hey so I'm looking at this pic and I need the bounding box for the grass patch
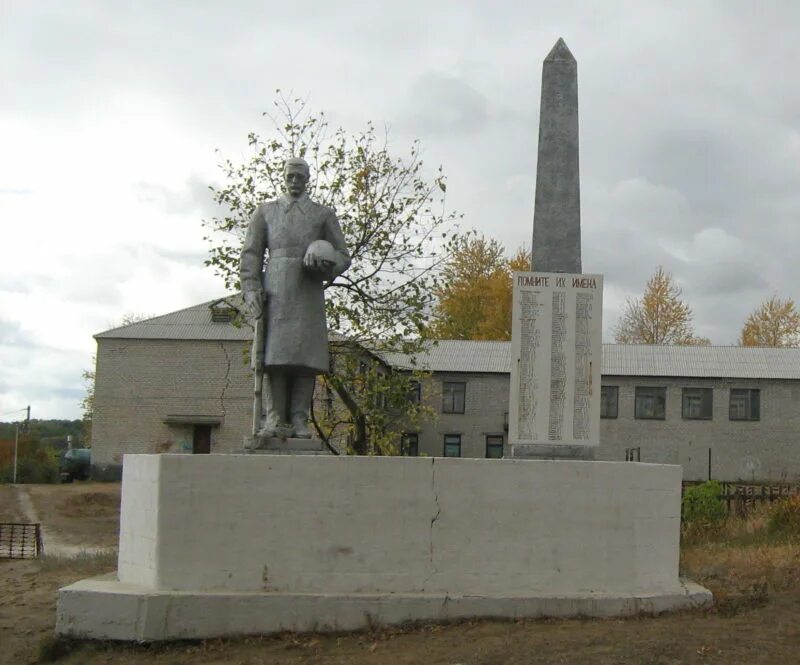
[39,551,117,576]
[681,500,800,616]
[768,494,800,535]
[681,499,800,613]
[57,491,120,518]
[681,502,796,547]
[38,635,78,662]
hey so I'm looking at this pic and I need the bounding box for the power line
[0,407,29,419]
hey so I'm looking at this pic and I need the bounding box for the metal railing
[0,522,43,559]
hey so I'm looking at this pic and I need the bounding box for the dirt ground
[24,482,120,550]
[2,482,800,664]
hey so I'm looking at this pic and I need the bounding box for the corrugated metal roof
[381,341,512,373]
[95,299,800,380]
[601,344,800,380]
[383,340,800,380]
[95,296,251,341]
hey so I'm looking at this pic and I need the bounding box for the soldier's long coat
[240,193,350,374]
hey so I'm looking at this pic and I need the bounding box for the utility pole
[12,405,30,484]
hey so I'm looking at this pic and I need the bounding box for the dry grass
[38,551,117,576]
[683,539,800,584]
[5,487,800,665]
[56,491,120,518]
[681,504,800,617]
[681,502,797,546]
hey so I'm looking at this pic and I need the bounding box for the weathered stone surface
[243,436,331,455]
[508,271,603,450]
[120,454,683,593]
[239,158,351,440]
[511,443,595,460]
[56,578,712,640]
[531,38,581,273]
[56,454,710,639]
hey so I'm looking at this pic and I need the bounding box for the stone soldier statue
[240,157,351,440]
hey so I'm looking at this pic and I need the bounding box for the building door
[192,425,212,454]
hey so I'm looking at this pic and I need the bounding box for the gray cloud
[0,277,31,295]
[401,73,491,136]
[0,319,28,346]
[135,174,220,218]
[151,246,208,268]
[54,387,84,401]
[5,1,800,415]
[0,187,33,196]
[687,261,769,298]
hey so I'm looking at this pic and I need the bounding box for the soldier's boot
[258,372,288,439]
[290,375,315,438]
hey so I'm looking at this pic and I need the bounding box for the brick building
[91,298,252,478]
[394,342,800,482]
[91,299,800,482]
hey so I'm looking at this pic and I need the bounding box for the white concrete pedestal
[242,436,331,455]
[56,454,711,640]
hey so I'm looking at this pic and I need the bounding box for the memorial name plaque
[509,271,603,449]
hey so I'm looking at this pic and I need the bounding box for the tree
[203,94,462,454]
[80,363,94,443]
[739,295,800,347]
[429,236,532,341]
[613,266,710,345]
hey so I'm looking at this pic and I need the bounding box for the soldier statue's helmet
[305,239,337,268]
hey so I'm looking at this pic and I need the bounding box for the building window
[401,433,419,456]
[730,389,760,421]
[682,388,713,420]
[443,434,461,457]
[600,386,618,418]
[442,382,466,414]
[485,435,504,459]
[407,380,421,404]
[635,386,666,420]
[210,305,236,323]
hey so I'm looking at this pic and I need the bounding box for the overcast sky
[2,1,799,420]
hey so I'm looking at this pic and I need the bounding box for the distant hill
[0,419,85,449]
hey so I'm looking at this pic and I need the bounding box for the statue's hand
[243,291,263,320]
[303,251,334,274]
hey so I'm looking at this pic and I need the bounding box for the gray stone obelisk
[531,38,581,273]
[510,39,600,461]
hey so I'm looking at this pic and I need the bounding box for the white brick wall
[598,376,800,482]
[92,338,252,471]
[117,454,683,597]
[415,373,509,458]
[92,336,800,482]
[411,374,800,482]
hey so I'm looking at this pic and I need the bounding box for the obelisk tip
[544,38,575,63]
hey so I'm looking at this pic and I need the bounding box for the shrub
[682,480,726,528]
[767,494,800,536]
[0,437,60,483]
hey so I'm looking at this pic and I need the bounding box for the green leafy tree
[429,235,531,341]
[80,362,95,444]
[739,295,800,347]
[0,434,60,484]
[203,94,461,454]
[614,266,710,345]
